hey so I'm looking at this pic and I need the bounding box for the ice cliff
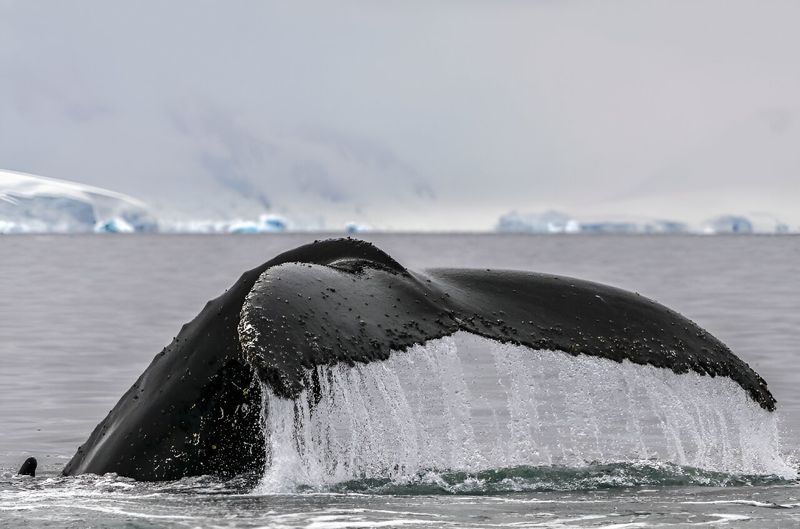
[0,169,157,234]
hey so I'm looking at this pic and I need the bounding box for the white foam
[255,332,793,492]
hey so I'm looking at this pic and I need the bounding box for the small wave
[319,462,793,495]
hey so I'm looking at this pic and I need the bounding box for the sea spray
[255,332,793,492]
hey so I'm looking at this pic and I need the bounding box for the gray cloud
[0,0,798,229]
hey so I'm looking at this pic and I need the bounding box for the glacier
[0,169,157,234]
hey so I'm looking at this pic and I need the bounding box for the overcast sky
[1,0,798,229]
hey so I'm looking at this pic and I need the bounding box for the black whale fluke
[61,238,776,482]
[18,457,37,477]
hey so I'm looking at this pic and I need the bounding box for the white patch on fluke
[253,332,793,492]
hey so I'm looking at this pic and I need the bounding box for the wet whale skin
[62,239,774,481]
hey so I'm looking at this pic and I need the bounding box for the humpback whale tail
[61,239,791,486]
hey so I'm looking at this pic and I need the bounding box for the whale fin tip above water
[62,238,778,482]
[17,457,36,477]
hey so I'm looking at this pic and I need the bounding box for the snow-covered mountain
[0,169,156,233]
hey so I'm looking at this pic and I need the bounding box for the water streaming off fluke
[255,332,794,492]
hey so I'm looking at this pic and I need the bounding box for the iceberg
[739,213,792,234]
[94,217,136,234]
[0,169,156,233]
[496,210,689,235]
[496,210,578,233]
[228,214,288,234]
[157,219,228,234]
[227,220,261,234]
[642,220,689,234]
[702,215,754,234]
[577,221,638,234]
[344,221,372,234]
[260,214,288,231]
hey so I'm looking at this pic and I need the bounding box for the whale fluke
[61,238,776,481]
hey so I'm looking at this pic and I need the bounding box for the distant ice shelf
[496,210,794,235]
[0,169,157,234]
[2,169,796,235]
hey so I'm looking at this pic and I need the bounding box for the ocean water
[1,233,799,527]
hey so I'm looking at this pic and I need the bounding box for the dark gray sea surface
[1,234,799,528]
